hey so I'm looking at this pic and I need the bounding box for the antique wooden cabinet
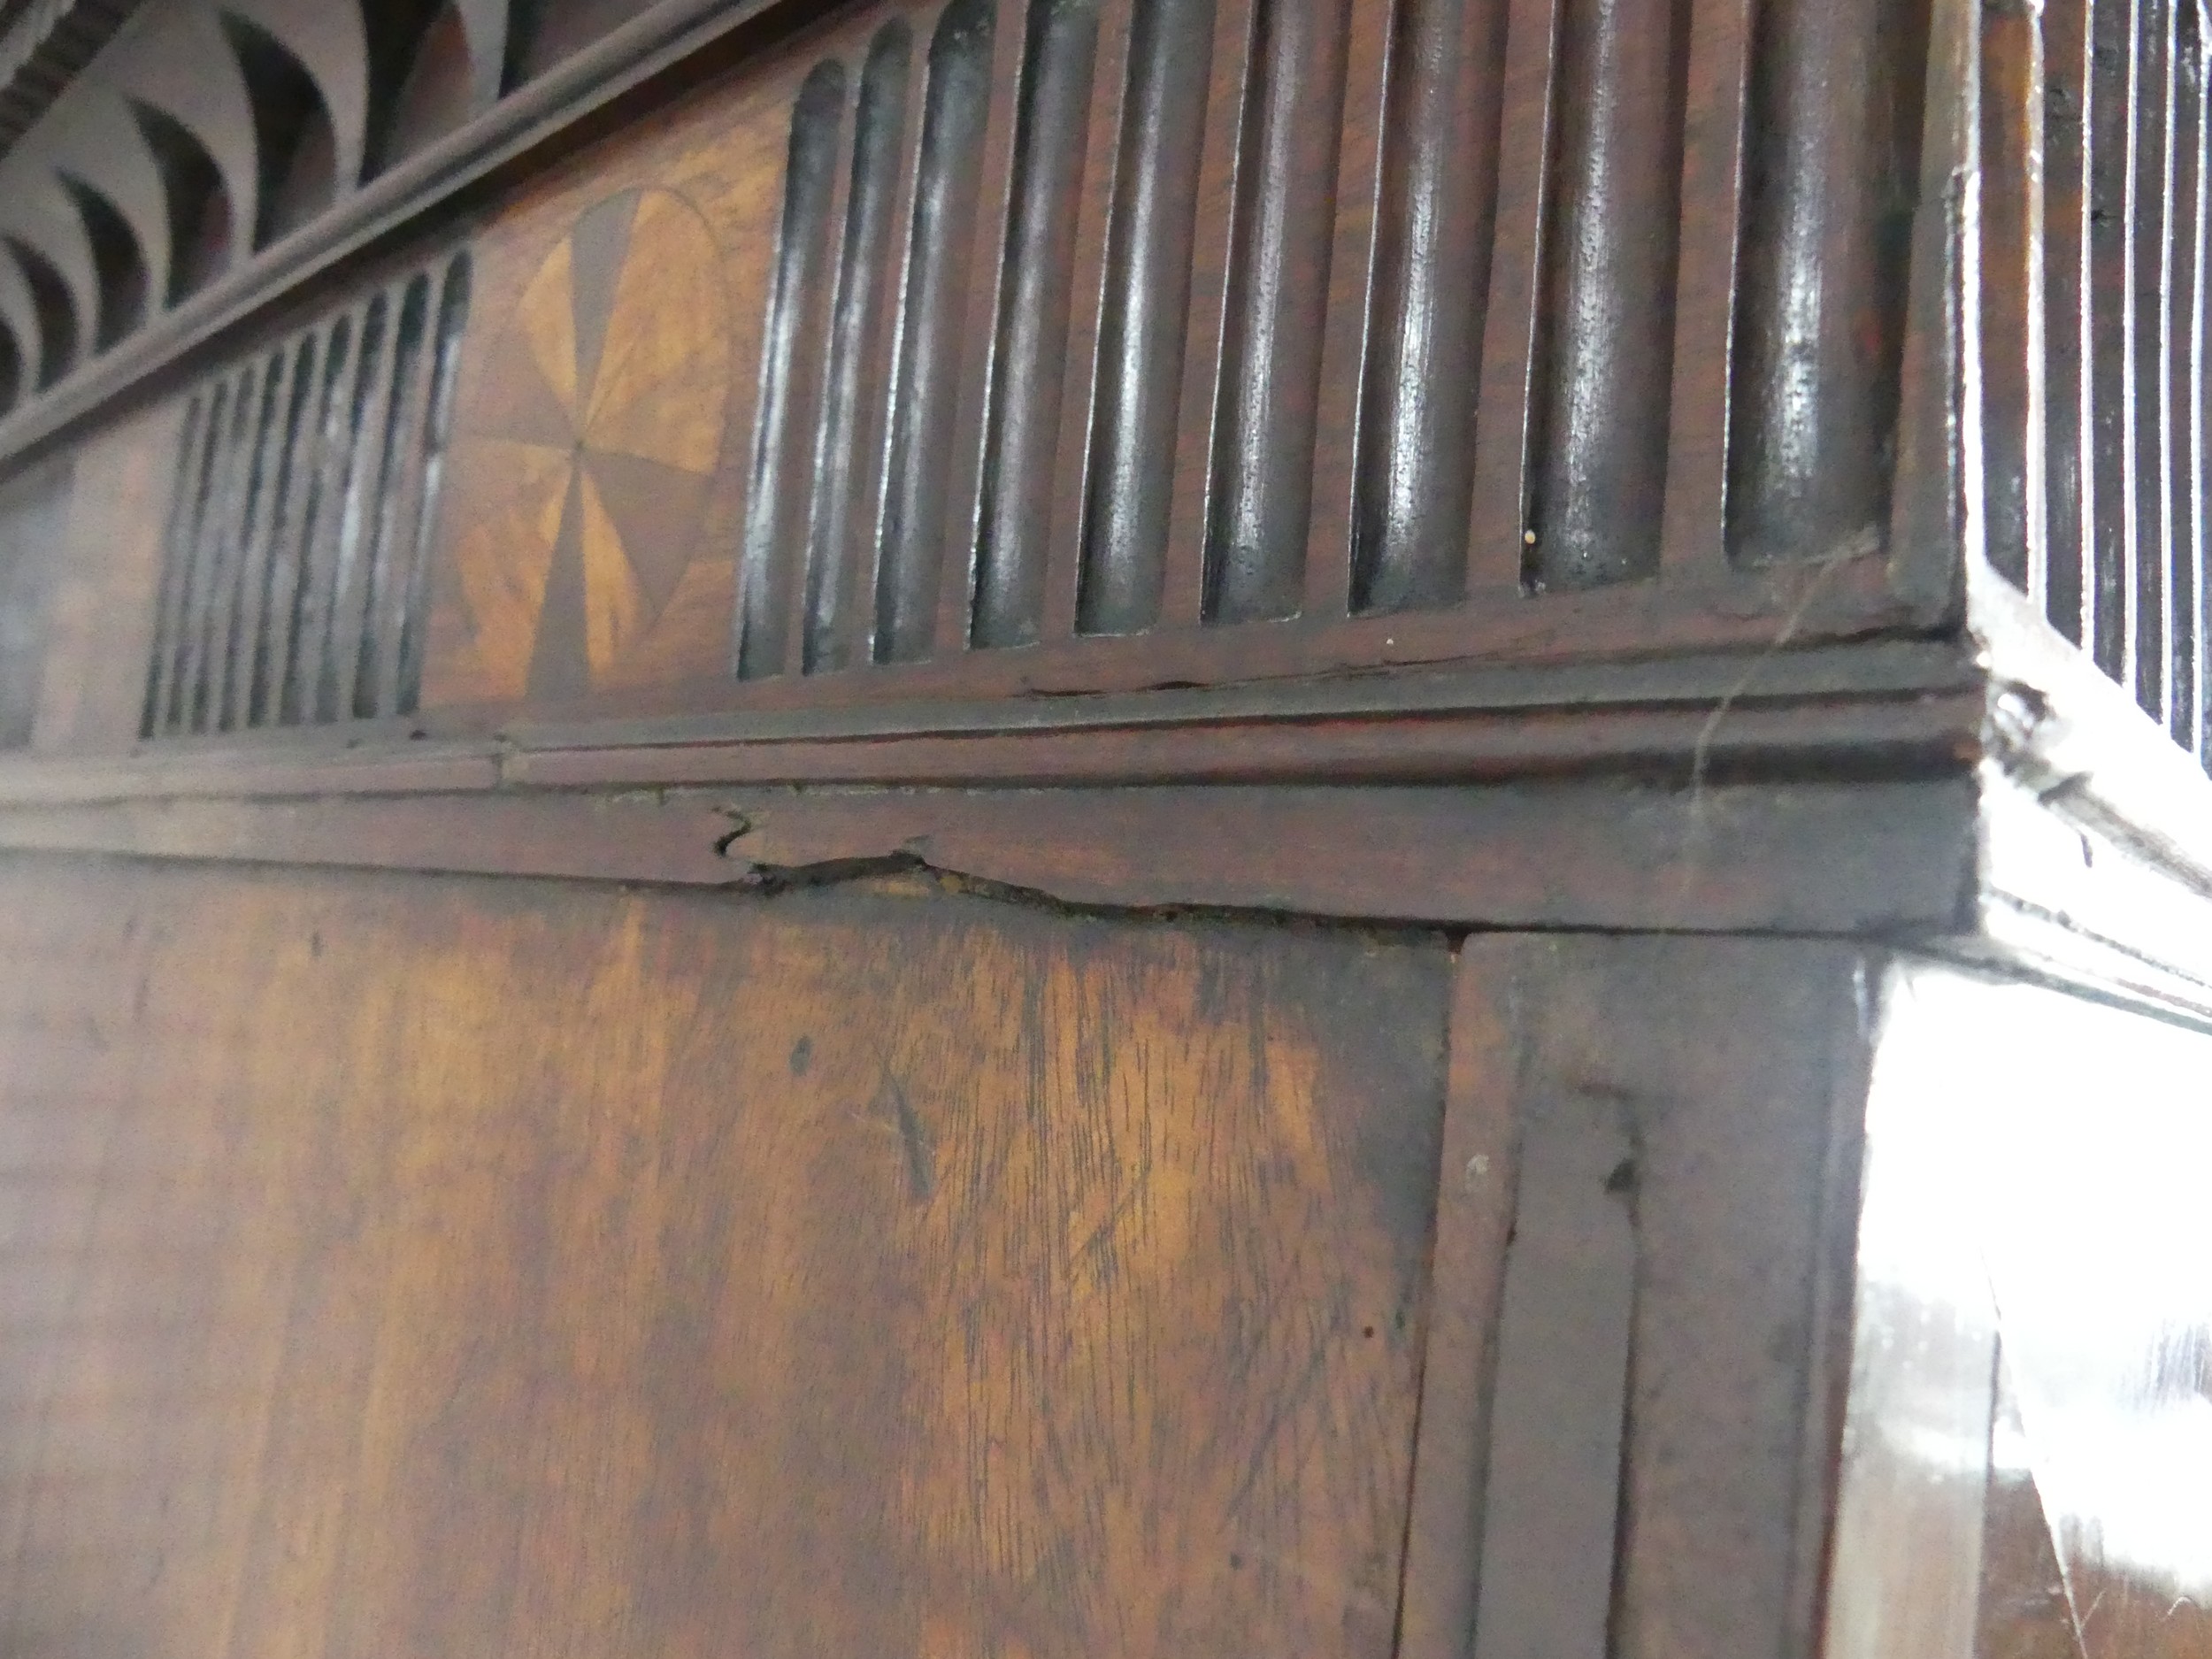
[0,0,2202,1654]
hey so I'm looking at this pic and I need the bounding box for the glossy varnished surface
[0,853,1450,1656]
[1828,959,2212,1659]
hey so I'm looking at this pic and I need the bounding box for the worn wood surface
[1394,933,1870,1659]
[0,850,1452,1657]
[1393,949,1518,1659]
[0,775,1983,935]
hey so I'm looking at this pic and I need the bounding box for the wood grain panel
[0,851,1451,1659]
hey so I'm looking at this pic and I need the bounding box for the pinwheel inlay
[433,187,731,702]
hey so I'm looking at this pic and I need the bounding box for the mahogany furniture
[0,0,2203,1654]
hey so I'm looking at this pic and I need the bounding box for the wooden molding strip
[1394,943,1523,1659]
[0,642,1989,806]
[0,692,1982,804]
[0,776,1983,934]
[502,695,1984,791]
[490,636,1985,747]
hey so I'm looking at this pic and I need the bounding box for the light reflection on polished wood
[0,854,1449,1658]
[1834,959,2212,1659]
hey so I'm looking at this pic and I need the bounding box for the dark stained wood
[1471,1069,1637,1659]
[1350,0,1507,614]
[1297,0,1388,623]
[1201,0,1352,622]
[0,773,1982,934]
[497,688,1980,787]
[1525,0,1685,590]
[1730,0,1925,571]
[1550,937,1868,1659]
[1,628,1999,790]
[874,0,993,663]
[0,740,504,804]
[1888,0,1976,621]
[1463,0,1563,588]
[1394,934,1872,1659]
[737,65,846,679]
[132,248,470,737]
[1075,0,1213,635]
[926,0,1025,658]
[968,0,1112,649]
[0,851,1454,1657]
[1394,943,1521,1659]
[1655,0,1751,579]
[803,19,917,672]
[1156,0,1250,629]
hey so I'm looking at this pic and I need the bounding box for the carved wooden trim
[0,774,1983,934]
[1394,943,1522,1659]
